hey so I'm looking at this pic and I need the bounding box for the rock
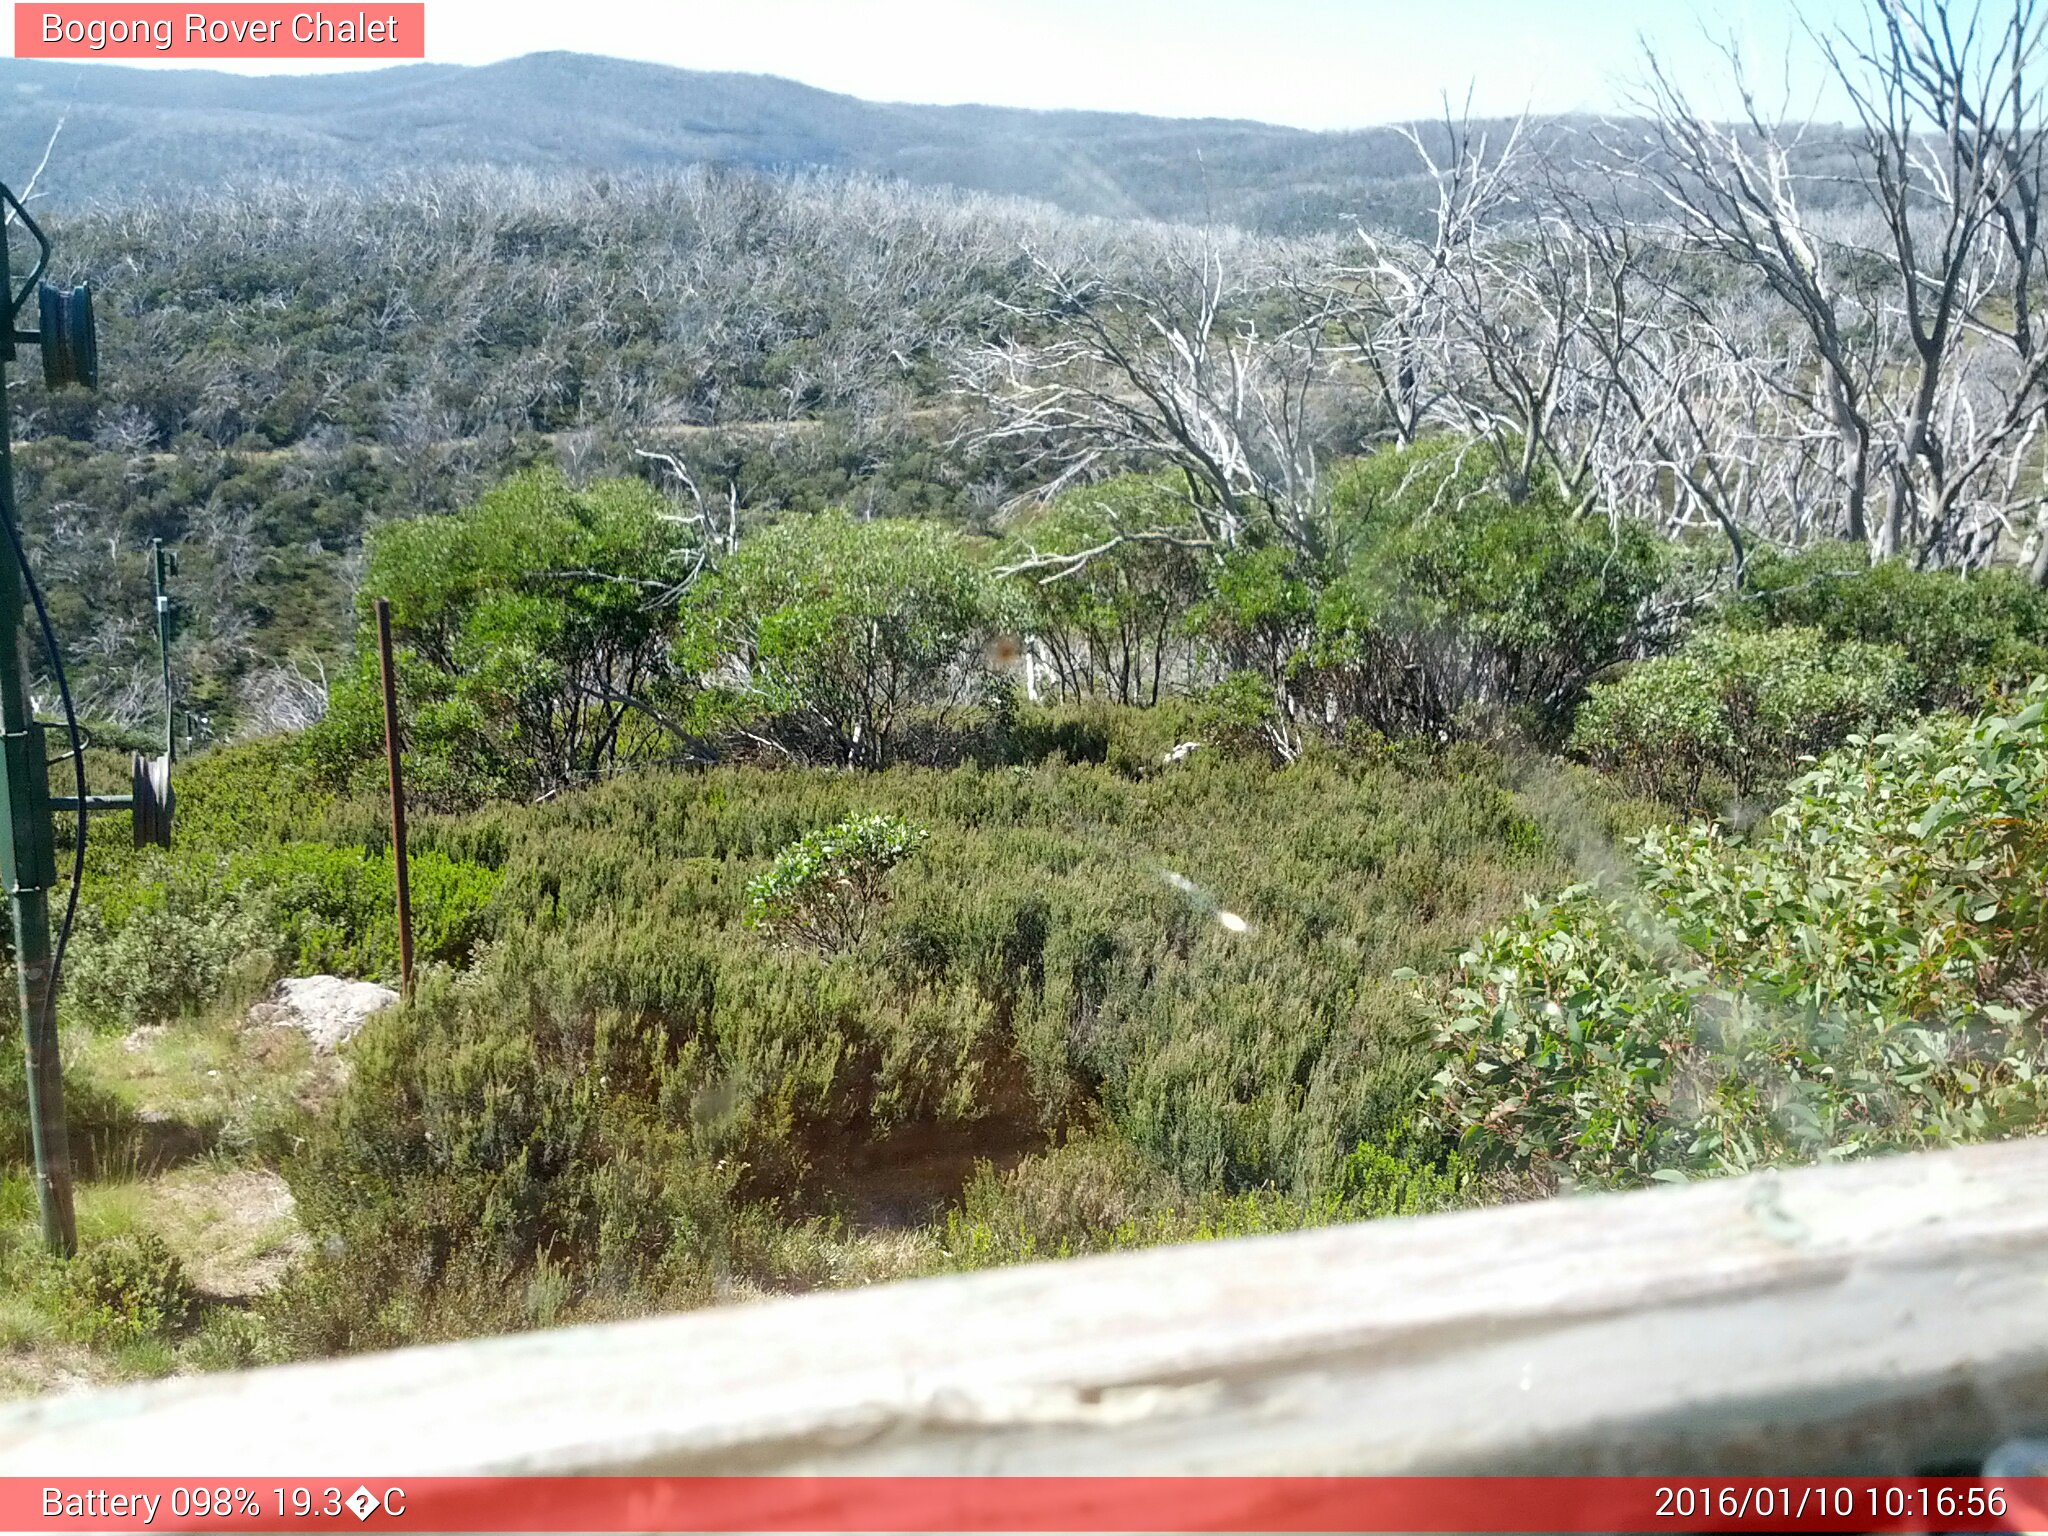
[252,975,398,1052]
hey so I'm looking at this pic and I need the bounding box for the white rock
[252,975,399,1052]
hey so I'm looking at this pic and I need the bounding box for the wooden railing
[5,1137,2048,1476]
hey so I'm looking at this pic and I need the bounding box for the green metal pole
[152,539,172,765]
[0,196,76,1257]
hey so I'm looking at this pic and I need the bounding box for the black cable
[0,511,86,1006]
[46,720,91,763]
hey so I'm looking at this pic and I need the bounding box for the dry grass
[0,997,325,1401]
[145,1168,304,1299]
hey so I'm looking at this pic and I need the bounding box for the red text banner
[4,1477,2048,1533]
[14,5,424,59]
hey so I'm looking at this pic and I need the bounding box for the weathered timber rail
[4,1138,2048,1476]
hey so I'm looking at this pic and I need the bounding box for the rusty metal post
[374,599,414,1001]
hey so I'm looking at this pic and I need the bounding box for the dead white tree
[2,113,66,226]
[1628,42,1888,557]
[1326,113,1630,515]
[633,447,738,587]
[236,657,331,738]
[1435,203,1621,508]
[960,228,1334,564]
[1330,106,1532,452]
[1543,180,1819,575]
[1824,0,2048,572]
[1631,1,2048,578]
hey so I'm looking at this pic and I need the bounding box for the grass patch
[0,992,325,1400]
[67,1008,327,1172]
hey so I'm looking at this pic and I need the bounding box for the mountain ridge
[0,50,1485,230]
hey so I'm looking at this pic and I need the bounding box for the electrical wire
[0,511,86,1008]
[46,720,92,762]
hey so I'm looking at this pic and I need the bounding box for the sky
[99,0,1871,129]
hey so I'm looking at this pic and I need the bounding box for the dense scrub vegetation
[273,739,1602,1349]
[10,0,2048,1381]
[1568,627,1914,810]
[6,694,1631,1354]
[1433,685,2048,1187]
[10,431,2048,1367]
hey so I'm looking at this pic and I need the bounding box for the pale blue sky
[111,0,1875,128]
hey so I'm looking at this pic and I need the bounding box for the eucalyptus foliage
[1724,546,2048,711]
[1570,626,1914,807]
[1000,476,1210,707]
[313,470,694,804]
[1306,441,1671,738]
[745,813,930,954]
[685,514,1010,767]
[1429,682,2048,1186]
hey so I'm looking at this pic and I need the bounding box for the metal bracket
[0,724,55,894]
[0,183,51,348]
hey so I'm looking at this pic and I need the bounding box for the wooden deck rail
[5,1137,2048,1476]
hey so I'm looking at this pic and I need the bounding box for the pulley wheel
[38,281,97,391]
[130,751,172,850]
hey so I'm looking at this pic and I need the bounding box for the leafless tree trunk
[960,227,1333,564]
[1629,2,2048,577]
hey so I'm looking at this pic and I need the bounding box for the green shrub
[1309,439,1671,738]
[685,513,1012,768]
[1197,671,1292,763]
[745,813,929,954]
[310,470,692,807]
[63,856,277,1028]
[272,951,834,1353]
[1725,546,2048,710]
[0,1066,23,1171]
[60,1234,199,1346]
[234,842,501,978]
[1328,1124,1476,1216]
[179,1307,280,1372]
[146,735,334,854]
[67,729,504,1024]
[1192,545,1316,697]
[1428,681,2048,1188]
[66,837,501,1026]
[940,1135,1183,1263]
[1569,627,1913,807]
[939,1124,1473,1269]
[1000,476,1210,707]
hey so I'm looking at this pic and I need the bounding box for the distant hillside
[0,51,1512,232]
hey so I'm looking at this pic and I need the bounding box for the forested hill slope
[1,51,1504,231]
